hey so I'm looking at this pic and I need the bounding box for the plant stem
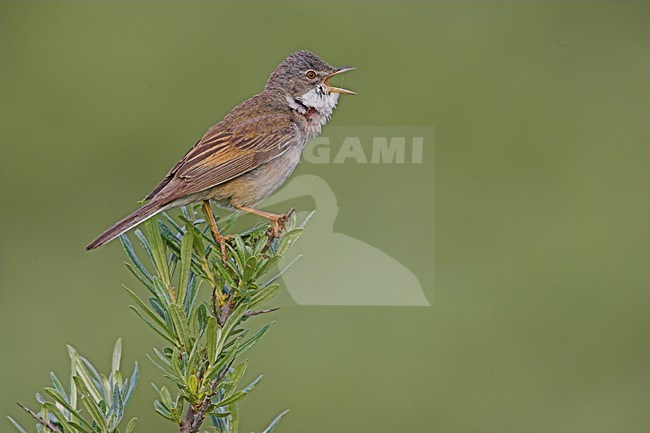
[179,359,235,433]
[17,402,61,433]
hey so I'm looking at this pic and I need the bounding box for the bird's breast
[207,139,305,209]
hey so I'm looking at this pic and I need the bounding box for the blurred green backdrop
[1,1,649,432]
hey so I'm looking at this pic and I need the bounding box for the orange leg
[202,201,230,261]
[235,205,295,239]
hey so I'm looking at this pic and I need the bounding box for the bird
[86,50,355,258]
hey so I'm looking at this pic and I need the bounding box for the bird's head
[266,50,355,117]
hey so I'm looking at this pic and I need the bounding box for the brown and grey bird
[86,50,355,255]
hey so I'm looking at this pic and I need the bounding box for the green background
[1,1,649,432]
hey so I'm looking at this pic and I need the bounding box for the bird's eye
[305,70,317,79]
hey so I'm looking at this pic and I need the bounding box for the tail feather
[86,201,165,250]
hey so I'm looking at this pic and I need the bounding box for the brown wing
[146,114,295,203]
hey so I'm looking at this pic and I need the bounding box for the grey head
[265,50,355,118]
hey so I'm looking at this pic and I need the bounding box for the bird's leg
[202,200,230,262]
[235,205,295,240]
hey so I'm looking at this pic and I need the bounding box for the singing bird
[86,51,355,256]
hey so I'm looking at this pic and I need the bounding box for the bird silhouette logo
[263,175,430,306]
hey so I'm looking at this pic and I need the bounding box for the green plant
[10,205,310,433]
[8,339,138,433]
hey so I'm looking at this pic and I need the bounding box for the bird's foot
[232,204,295,252]
[264,208,294,249]
[267,208,294,238]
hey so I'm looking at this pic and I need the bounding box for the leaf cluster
[9,339,138,433]
[8,205,308,433]
[120,206,309,433]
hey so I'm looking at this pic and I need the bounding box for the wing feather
[146,114,295,204]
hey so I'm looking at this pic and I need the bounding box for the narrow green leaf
[225,360,248,395]
[122,286,173,337]
[98,397,108,416]
[250,284,280,309]
[183,275,199,319]
[179,206,193,223]
[213,259,236,287]
[170,347,185,380]
[111,338,122,374]
[146,354,182,384]
[276,228,303,255]
[235,322,274,358]
[162,211,183,233]
[184,337,203,384]
[98,373,110,412]
[196,303,208,334]
[229,401,239,433]
[204,344,238,382]
[49,372,69,403]
[177,226,194,304]
[152,347,173,369]
[144,219,171,290]
[252,233,268,256]
[187,375,198,394]
[159,386,173,409]
[222,301,249,338]
[7,416,28,433]
[224,245,244,280]
[68,349,78,412]
[151,277,173,309]
[206,316,218,364]
[241,374,262,393]
[261,255,302,287]
[209,306,246,370]
[299,210,316,228]
[256,255,282,278]
[119,235,153,284]
[179,215,216,247]
[215,390,247,408]
[158,220,182,254]
[168,303,191,351]
[124,262,155,296]
[222,329,247,351]
[148,297,170,327]
[44,388,84,421]
[110,382,125,430]
[133,229,154,265]
[79,356,102,386]
[124,418,137,433]
[73,377,107,431]
[123,362,138,406]
[128,306,176,345]
[262,409,290,433]
[233,236,247,262]
[174,394,185,421]
[70,350,103,403]
[210,413,227,432]
[68,421,92,433]
[40,406,49,433]
[43,402,76,433]
[241,256,258,285]
[153,401,173,420]
[208,411,231,418]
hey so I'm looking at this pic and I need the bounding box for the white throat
[296,85,340,119]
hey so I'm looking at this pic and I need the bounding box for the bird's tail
[86,200,166,250]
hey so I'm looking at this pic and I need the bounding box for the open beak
[324,67,356,95]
